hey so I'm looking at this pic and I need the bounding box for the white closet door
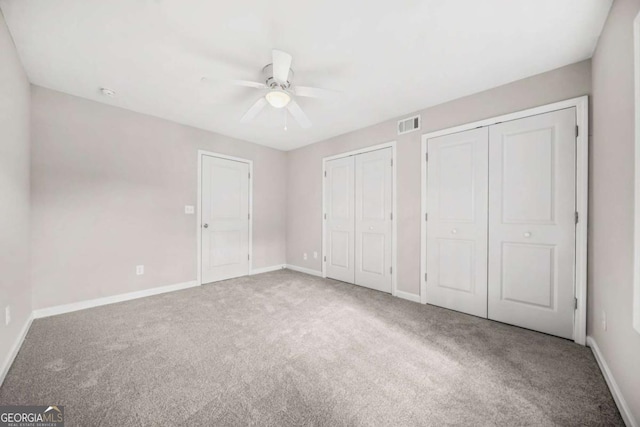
[201,155,250,284]
[355,148,393,293]
[326,156,355,283]
[426,128,489,317]
[488,108,576,339]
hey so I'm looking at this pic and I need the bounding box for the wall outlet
[5,306,10,326]
[303,253,308,260]
[184,205,195,214]
[136,265,144,275]
[313,251,318,259]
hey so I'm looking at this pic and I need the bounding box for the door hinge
[425,152,429,162]
[248,254,250,260]
[576,126,579,138]
[574,297,578,310]
[390,212,393,220]
[424,273,427,282]
[425,213,428,221]
[324,171,327,177]
[390,266,392,274]
[324,256,326,262]
[575,212,579,224]
[324,213,327,220]
[248,172,251,179]
[391,158,393,167]
[248,213,250,220]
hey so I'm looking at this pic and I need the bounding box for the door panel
[210,230,242,267]
[360,233,385,275]
[355,148,393,293]
[201,156,250,283]
[500,243,555,308]
[326,156,355,283]
[436,239,475,293]
[501,128,555,223]
[488,108,576,339]
[426,127,489,317]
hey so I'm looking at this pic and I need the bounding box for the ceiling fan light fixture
[265,90,291,109]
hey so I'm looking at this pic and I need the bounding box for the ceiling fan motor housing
[262,63,294,89]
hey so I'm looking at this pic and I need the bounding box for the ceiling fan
[210,49,338,129]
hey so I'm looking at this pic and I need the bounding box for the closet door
[355,148,393,293]
[487,108,576,339]
[426,128,489,317]
[325,156,356,283]
[201,155,250,284]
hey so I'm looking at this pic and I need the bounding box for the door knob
[524,232,531,238]
[451,229,458,234]
[203,224,209,228]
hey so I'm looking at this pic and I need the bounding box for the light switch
[185,205,195,214]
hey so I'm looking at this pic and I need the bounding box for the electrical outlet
[5,306,10,326]
[602,311,607,331]
[313,251,318,259]
[184,205,195,214]
[136,265,144,275]
[303,253,308,260]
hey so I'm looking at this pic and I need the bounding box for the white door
[355,148,393,293]
[325,156,355,283]
[201,155,250,284]
[487,108,576,339]
[426,128,489,317]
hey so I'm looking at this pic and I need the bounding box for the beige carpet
[0,269,622,426]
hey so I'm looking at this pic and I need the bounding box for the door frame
[321,141,398,296]
[420,96,589,345]
[633,11,640,335]
[197,150,253,286]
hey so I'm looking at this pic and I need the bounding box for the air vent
[397,114,421,135]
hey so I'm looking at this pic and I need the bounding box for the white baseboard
[33,280,199,319]
[587,336,638,427]
[251,265,286,275]
[396,290,421,303]
[285,264,323,277]
[1,312,34,387]
[284,267,423,305]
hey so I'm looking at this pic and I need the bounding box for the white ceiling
[0,0,611,151]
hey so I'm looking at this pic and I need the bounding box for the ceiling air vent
[397,114,421,135]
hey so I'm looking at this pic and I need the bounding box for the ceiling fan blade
[240,97,268,123]
[272,49,292,85]
[201,77,266,90]
[294,86,341,99]
[231,80,267,89]
[286,100,312,129]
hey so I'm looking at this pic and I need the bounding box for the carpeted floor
[0,269,623,426]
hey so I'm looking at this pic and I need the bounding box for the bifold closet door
[426,128,489,317]
[325,155,356,283]
[355,148,393,293]
[201,155,250,284]
[487,108,576,339]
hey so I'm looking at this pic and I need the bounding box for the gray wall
[287,60,591,296]
[30,87,287,309]
[0,11,31,377]
[589,0,640,422]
